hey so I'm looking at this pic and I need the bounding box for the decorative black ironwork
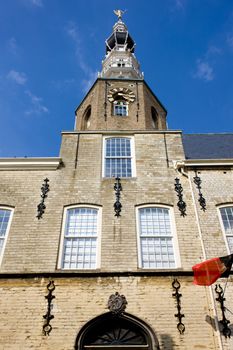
[108,292,127,315]
[104,81,108,121]
[37,178,50,219]
[215,284,231,338]
[174,178,187,216]
[172,279,185,334]
[114,177,122,217]
[43,280,55,336]
[193,172,206,211]
[136,82,140,122]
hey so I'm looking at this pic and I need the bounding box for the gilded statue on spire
[114,9,126,20]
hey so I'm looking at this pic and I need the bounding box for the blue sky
[0,0,233,157]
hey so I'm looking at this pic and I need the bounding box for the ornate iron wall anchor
[174,178,187,216]
[37,178,50,219]
[114,177,122,217]
[193,172,206,211]
[43,280,55,336]
[215,284,231,338]
[172,279,185,334]
[108,292,127,315]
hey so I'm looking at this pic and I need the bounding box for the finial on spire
[114,9,126,21]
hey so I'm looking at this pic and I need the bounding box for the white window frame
[218,204,233,254]
[113,100,128,116]
[0,206,14,266]
[58,205,102,270]
[136,204,180,269]
[102,136,136,178]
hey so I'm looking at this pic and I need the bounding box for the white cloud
[175,0,185,9]
[170,0,187,11]
[7,70,27,85]
[7,37,19,55]
[29,0,43,7]
[51,78,75,91]
[192,45,221,82]
[65,21,97,91]
[25,90,49,115]
[227,35,233,49]
[66,21,80,43]
[194,59,214,82]
[82,71,98,93]
[206,45,222,56]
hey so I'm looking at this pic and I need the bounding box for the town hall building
[0,10,233,350]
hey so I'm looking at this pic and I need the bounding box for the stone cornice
[0,270,194,279]
[61,130,182,135]
[175,159,233,169]
[0,157,62,171]
[0,270,232,279]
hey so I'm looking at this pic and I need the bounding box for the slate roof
[182,134,233,160]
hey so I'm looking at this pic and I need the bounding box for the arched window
[59,205,101,269]
[103,137,135,178]
[75,312,160,350]
[151,107,158,129]
[0,207,13,265]
[218,205,233,253]
[82,106,92,130]
[137,205,179,269]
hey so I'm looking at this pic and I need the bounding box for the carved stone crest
[108,292,127,315]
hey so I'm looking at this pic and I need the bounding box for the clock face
[107,87,136,103]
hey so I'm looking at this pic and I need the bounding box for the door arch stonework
[75,312,160,350]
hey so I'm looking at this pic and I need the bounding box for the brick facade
[0,15,232,350]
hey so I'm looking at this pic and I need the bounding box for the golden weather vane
[114,9,126,20]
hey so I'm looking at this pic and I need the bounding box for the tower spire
[99,11,143,80]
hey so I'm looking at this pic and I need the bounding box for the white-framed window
[0,207,13,265]
[59,205,101,270]
[218,205,233,253]
[103,136,136,178]
[113,100,128,116]
[136,205,179,269]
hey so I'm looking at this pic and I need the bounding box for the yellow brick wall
[0,276,222,350]
[0,131,204,273]
[0,130,233,349]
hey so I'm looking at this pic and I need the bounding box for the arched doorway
[75,312,160,350]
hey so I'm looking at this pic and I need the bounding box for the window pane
[113,101,128,116]
[105,138,132,178]
[227,237,233,252]
[62,208,98,269]
[220,207,233,253]
[65,208,97,237]
[139,207,175,268]
[0,209,12,256]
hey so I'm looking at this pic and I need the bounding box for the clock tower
[75,11,167,132]
[1,9,232,350]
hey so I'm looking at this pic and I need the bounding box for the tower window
[103,137,135,178]
[219,206,233,253]
[137,206,179,269]
[113,100,128,116]
[59,206,101,270]
[151,107,158,129]
[82,105,92,130]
